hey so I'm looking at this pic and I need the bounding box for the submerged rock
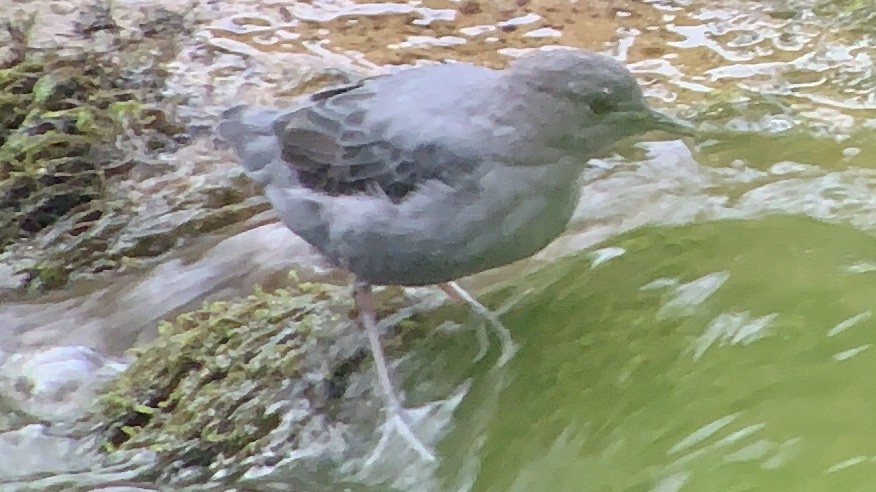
[0,7,267,295]
[86,276,452,489]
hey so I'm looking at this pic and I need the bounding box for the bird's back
[218,52,670,285]
[259,63,504,203]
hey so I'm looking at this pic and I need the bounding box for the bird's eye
[588,94,613,114]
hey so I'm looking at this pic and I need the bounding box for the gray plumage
[219,49,681,286]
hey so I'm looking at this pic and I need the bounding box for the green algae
[0,15,174,291]
[0,8,268,294]
[90,277,424,485]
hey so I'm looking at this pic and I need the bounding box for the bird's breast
[328,160,582,286]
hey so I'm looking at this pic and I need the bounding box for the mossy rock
[88,278,425,486]
[0,58,111,250]
[0,12,187,290]
[0,10,269,293]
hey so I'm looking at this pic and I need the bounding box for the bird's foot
[439,281,519,367]
[355,282,436,462]
[364,402,436,467]
[472,324,490,363]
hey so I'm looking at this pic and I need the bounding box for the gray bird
[218,49,690,460]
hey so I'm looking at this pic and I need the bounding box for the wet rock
[0,346,128,425]
[0,5,267,296]
[84,277,448,488]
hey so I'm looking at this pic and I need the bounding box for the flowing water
[439,215,876,491]
[3,0,876,490]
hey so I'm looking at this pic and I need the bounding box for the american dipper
[218,49,689,460]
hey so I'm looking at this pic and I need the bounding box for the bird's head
[509,50,691,150]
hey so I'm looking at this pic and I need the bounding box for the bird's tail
[218,105,294,187]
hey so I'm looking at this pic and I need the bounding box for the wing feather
[274,81,478,202]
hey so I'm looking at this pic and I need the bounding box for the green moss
[84,277,440,485]
[89,280,424,484]
[0,8,274,295]
[0,53,120,249]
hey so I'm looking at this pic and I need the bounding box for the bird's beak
[648,109,696,137]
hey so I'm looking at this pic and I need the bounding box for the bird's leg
[354,281,436,461]
[438,281,518,367]
[437,282,489,361]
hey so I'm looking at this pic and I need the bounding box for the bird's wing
[273,81,479,202]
